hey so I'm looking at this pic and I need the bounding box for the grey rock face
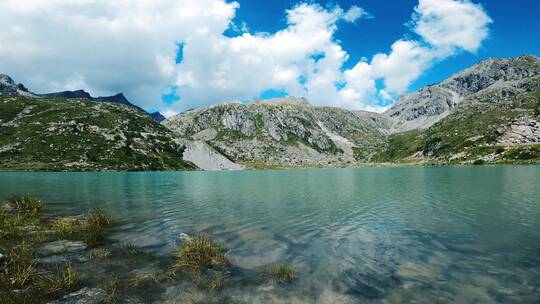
[165,97,390,165]
[0,74,36,97]
[385,55,540,133]
[498,117,540,145]
[37,240,88,256]
[177,139,244,171]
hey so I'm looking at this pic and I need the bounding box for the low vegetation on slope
[374,88,540,164]
[164,98,389,166]
[0,96,196,171]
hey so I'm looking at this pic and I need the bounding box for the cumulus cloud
[0,0,491,113]
[342,0,491,105]
[413,0,492,53]
[0,0,239,109]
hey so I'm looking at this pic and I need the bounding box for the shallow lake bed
[1,166,539,303]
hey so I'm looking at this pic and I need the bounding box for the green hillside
[0,96,196,171]
[374,88,540,164]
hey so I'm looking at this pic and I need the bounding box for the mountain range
[1,55,539,171]
[0,74,166,123]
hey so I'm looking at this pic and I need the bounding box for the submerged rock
[130,266,159,280]
[38,254,68,265]
[47,287,106,304]
[37,240,87,256]
[179,233,193,242]
[331,269,401,299]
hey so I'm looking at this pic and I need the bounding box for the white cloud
[0,0,491,113]
[0,0,239,109]
[413,0,492,53]
[343,5,373,23]
[342,0,491,104]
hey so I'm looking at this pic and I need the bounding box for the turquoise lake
[1,166,539,303]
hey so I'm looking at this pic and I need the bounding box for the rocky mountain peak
[150,111,166,123]
[385,55,540,133]
[441,55,540,96]
[0,74,15,86]
[0,74,36,97]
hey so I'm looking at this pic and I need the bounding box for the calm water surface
[1,166,539,303]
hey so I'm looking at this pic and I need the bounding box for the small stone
[179,233,192,242]
[37,240,87,256]
[47,287,106,304]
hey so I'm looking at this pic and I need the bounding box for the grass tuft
[88,248,112,259]
[3,242,38,288]
[267,265,297,283]
[172,234,228,271]
[1,195,42,216]
[87,208,113,228]
[38,264,78,295]
[118,243,141,256]
[51,209,112,246]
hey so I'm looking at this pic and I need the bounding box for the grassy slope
[373,88,540,164]
[0,96,196,171]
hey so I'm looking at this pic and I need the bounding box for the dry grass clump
[172,234,228,271]
[52,208,112,236]
[88,248,112,259]
[0,195,111,302]
[1,195,42,216]
[0,196,42,239]
[38,264,78,295]
[50,208,112,246]
[267,265,297,283]
[3,241,38,288]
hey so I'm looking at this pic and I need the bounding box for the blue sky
[227,0,540,93]
[2,0,539,115]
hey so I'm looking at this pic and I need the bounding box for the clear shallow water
[1,166,540,303]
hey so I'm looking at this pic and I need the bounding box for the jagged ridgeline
[164,98,391,166]
[376,55,540,164]
[0,95,196,171]
[166,55,540,166]
[1,54,539,170]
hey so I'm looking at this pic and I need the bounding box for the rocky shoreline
[0,196,297,303]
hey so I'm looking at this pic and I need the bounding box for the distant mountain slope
[0,74,164,122]
[149,111,166,123]
[0,95,196,171]
[1,55,539,170]
[38,91,150,118]
[0,74,36,97]
[385,55,540,132]
[166,55,540,166]
[375,56,540,164]
[164,97,390,166]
